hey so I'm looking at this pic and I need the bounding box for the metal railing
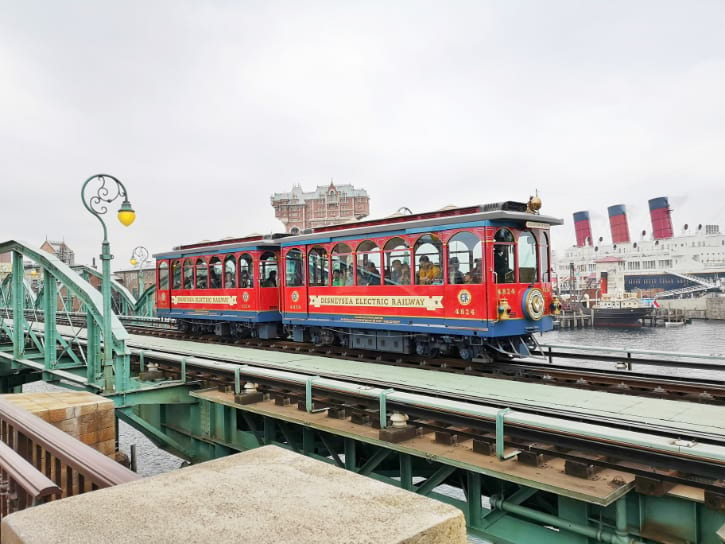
[0,441,60,517]
[0,397,140,520]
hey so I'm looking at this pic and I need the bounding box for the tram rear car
[279,201,562,359]
[155,236,283,339]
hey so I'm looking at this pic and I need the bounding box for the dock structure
[1,239,725,543]
[554,309,592,329]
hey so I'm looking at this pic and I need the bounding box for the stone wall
[1,392,116,456]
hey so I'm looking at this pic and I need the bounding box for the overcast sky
[1,1,724,269]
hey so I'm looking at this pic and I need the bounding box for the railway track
[123,321,725,405]
[129,348,725,493]
[13,312,725,404]
[7,313,725,495]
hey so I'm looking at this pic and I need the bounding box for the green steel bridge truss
[0,239,723,543]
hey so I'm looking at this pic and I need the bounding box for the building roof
[271,182,368,202]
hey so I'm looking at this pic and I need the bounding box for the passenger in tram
[224,272,235,288]
[471,259,482,283]
[417,255,441,285]
[332,269,344,286]
[448,257,464,284]
[240,270,251,288]
[400,263,411,285]
[263,270,277,287]
[343,264,353,285]
[389,259,403,284]
[494,247,513,283]
[363,261,381,286]
[209,269,221,289]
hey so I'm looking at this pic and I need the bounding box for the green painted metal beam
[109,382,198,408]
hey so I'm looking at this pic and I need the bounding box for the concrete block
[80,431,98,446]
[96,439,116,456]
[98,408,115,429]
[379,425,418,443]
[97,425,116,442]
[0,445,466,544]
[1,392,117,457]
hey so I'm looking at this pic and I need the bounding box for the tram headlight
[523,288,545,321]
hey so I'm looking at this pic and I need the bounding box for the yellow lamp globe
[117,200,136,227]
[130,258,138,266]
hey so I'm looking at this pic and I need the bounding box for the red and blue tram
[155,235,285,339]
[154,200,562,359]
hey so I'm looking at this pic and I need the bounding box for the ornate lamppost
[81,174,135,391]
[130,246,149,298]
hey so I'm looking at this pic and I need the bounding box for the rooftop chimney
[573,211,593,248]
[607,204,631,244]
[648,197,674,240]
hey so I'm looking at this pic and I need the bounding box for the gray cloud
[1,0,723,267]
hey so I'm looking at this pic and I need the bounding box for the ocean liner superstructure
[555,197,725,299]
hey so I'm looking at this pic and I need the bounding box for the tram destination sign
[309,295,443,311]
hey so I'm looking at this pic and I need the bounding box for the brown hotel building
[271,182,370,234]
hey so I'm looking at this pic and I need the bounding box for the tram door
[445,231,486,326]
[283,247,308,318]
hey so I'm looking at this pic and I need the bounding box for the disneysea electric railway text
[154,200,563,360]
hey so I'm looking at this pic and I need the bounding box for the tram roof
[281,206,563,245]
[156,202,563,258]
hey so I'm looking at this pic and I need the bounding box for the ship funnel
[607,204,631,244]
[573,211,593,247]
[648,197,674,240]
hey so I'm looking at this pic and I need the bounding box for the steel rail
[127,350,725,470]
[129,345,725,445]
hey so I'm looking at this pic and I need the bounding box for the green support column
[12,251,25,360]
[344,438,357,471]
[43,270,57,373]
[101,239,114,392]
[302,427,314,455]
[263,418,276,444]
[400,453,413,491]
[86,313,100,386]
[115,352,130,393]
[466,472,483,528]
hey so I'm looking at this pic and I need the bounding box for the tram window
[309,247,328,287]
[494,229,515,284]
[356,241,381,286]
[159,262,169,290]
[172,260,182,289]
[239,254,253,288]
[209,257,222,289]
[259,252,277,287]
[383,237,410,285]
[448,231,482,284]
[414,234,442,285]
[285,249,304,287]
[538,231,550,282]
[195,258,208,289]
[518,232,537,283]
[224,255,236,288]
[331,243,353,286]
[183,259,193,289]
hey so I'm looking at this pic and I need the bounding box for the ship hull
[591,307,652,328]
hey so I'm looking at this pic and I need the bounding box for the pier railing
[0,398,139,520]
